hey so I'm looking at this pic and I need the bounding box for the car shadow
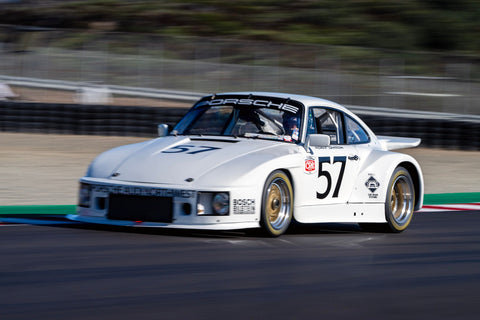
[1,214,367,239]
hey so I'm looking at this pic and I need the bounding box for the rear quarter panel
[349,147,424,210]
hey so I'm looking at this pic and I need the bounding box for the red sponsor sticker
[305,159,316,172]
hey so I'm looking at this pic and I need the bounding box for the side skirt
[293,203,386,223]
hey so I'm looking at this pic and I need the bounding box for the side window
[346,116,370,144]
[308,108,345,144]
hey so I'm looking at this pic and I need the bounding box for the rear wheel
[361,166,415,233]
[260,170,293,237]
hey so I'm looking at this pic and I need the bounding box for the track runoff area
[1,193,479,226]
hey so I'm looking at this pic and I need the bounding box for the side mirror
[305,134,330,150]
[157,124,169,137]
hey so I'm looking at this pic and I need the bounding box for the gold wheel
[360,167,415,233]
[266,183,282,223]
[261,171,293,237]
[386,167,415,232]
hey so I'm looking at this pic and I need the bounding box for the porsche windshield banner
[195,95,303,114]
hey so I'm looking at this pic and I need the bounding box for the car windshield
[173,97,304,143]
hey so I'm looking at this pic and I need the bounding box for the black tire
[361,166,415,233]
[260,170,293,237]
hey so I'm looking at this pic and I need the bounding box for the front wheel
[260,170,293,237]
[361,166,415,233]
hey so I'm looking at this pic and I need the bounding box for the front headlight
[197,192,230,216]
[212,193,229,215]
[78,183,91,208]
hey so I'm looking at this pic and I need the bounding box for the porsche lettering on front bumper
[90,184,195,199]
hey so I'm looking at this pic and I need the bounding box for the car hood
[98,136,298,186]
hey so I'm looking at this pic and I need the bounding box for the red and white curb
[418,203,480,213]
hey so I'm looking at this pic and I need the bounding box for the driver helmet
[283,113,300,140]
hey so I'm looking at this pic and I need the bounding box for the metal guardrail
[3,75,480,123]
[0,75,203,102]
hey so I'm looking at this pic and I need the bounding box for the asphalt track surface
[1,211,480,320]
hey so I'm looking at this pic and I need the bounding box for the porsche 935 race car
[68,92,424,236]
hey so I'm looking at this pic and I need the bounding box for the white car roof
[207,91,379,145]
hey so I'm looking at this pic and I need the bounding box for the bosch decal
[233,199,256,214]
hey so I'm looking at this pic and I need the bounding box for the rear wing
[377,135,421,151]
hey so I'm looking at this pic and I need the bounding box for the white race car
[68,92,424,236]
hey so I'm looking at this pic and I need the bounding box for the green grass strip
[423,193,480,205]
[0,205,76,216]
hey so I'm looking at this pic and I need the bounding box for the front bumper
[70,178,260,230]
